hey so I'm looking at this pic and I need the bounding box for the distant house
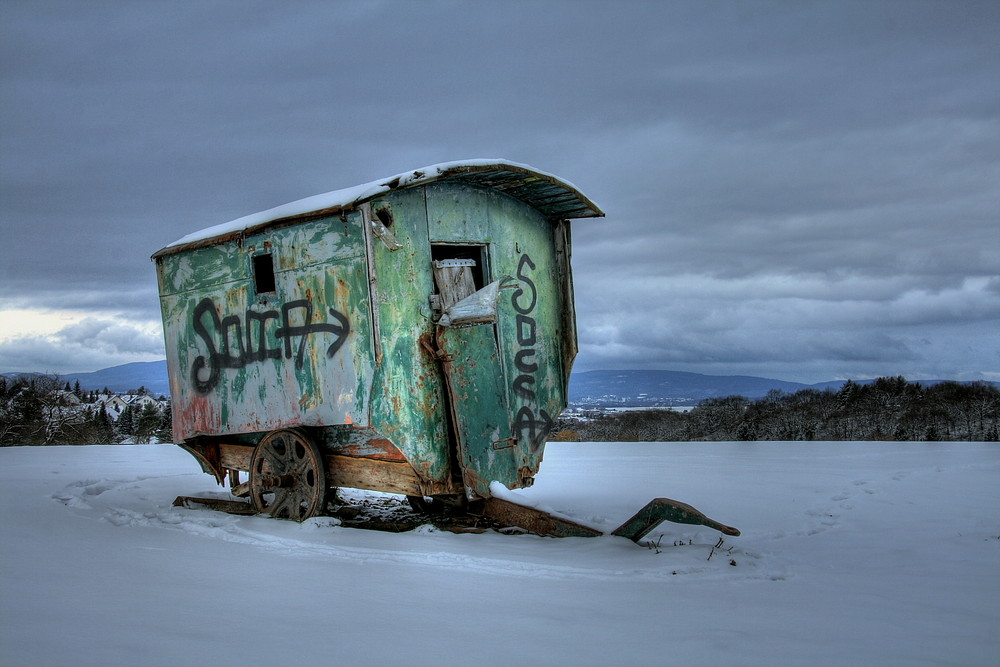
[105,395,131,416]
[50,390,82,407]
[100,393,166,421]
[128,394,159,410]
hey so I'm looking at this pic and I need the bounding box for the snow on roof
[154,159,603,257]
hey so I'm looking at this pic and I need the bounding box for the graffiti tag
[510,254,554,451]
[190,297,350,394]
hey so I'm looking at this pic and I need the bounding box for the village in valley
[0,374,171,445]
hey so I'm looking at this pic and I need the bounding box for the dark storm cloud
[1,1,997,381]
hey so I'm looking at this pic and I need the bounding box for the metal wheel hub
[250,429,327,521]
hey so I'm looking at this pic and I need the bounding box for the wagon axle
[257,474,296,488]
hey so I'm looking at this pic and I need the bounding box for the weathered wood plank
[326,454,423,496]
[230,481,251,498]
[482,497,603,538]
[219,443,253,471]
[173,496,257,515]
[217,441,430,497]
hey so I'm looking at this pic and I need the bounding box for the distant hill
[568,369,823,406]
[2,361,169,396]
[2,362,992,406]
[568,370,997,407]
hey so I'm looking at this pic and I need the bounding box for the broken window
[252,253,276,294]
[431,245,487,309]
[373,203,394,229]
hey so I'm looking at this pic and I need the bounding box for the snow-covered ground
[2,441,997,666]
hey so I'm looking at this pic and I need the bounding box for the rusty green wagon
[153,160,738,542]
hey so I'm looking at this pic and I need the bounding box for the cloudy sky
[1,1,997,383]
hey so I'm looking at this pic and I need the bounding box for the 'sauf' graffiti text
[190,298,350,394]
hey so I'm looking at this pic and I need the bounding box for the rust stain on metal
[335,438,408,462]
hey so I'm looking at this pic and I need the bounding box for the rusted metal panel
[330,437,408,462]
[157,214,376,442]
[363,189,454,488]
[156,243,247,297]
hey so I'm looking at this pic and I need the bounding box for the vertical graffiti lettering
[511,254,537,315]
[510,254,553,451]
[190,297,350,394]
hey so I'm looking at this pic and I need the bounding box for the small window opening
[374,206,394,228]
[253,253,276,293]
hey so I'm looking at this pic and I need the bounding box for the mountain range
[2,361,171,397]
[2,362,991,406]
[568,369,847,406]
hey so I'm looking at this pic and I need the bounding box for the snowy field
[1,441,997,666]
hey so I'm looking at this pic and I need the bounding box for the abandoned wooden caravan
[154,160,738,541]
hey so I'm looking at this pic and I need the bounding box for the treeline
[0,375,171,446]
[565,377,1000,442]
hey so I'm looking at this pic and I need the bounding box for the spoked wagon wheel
[250,429,327,521]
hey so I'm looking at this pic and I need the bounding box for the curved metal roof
[415,161,604,221]
[154,159,603,258]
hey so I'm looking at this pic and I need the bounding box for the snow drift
[1,441,997,666]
